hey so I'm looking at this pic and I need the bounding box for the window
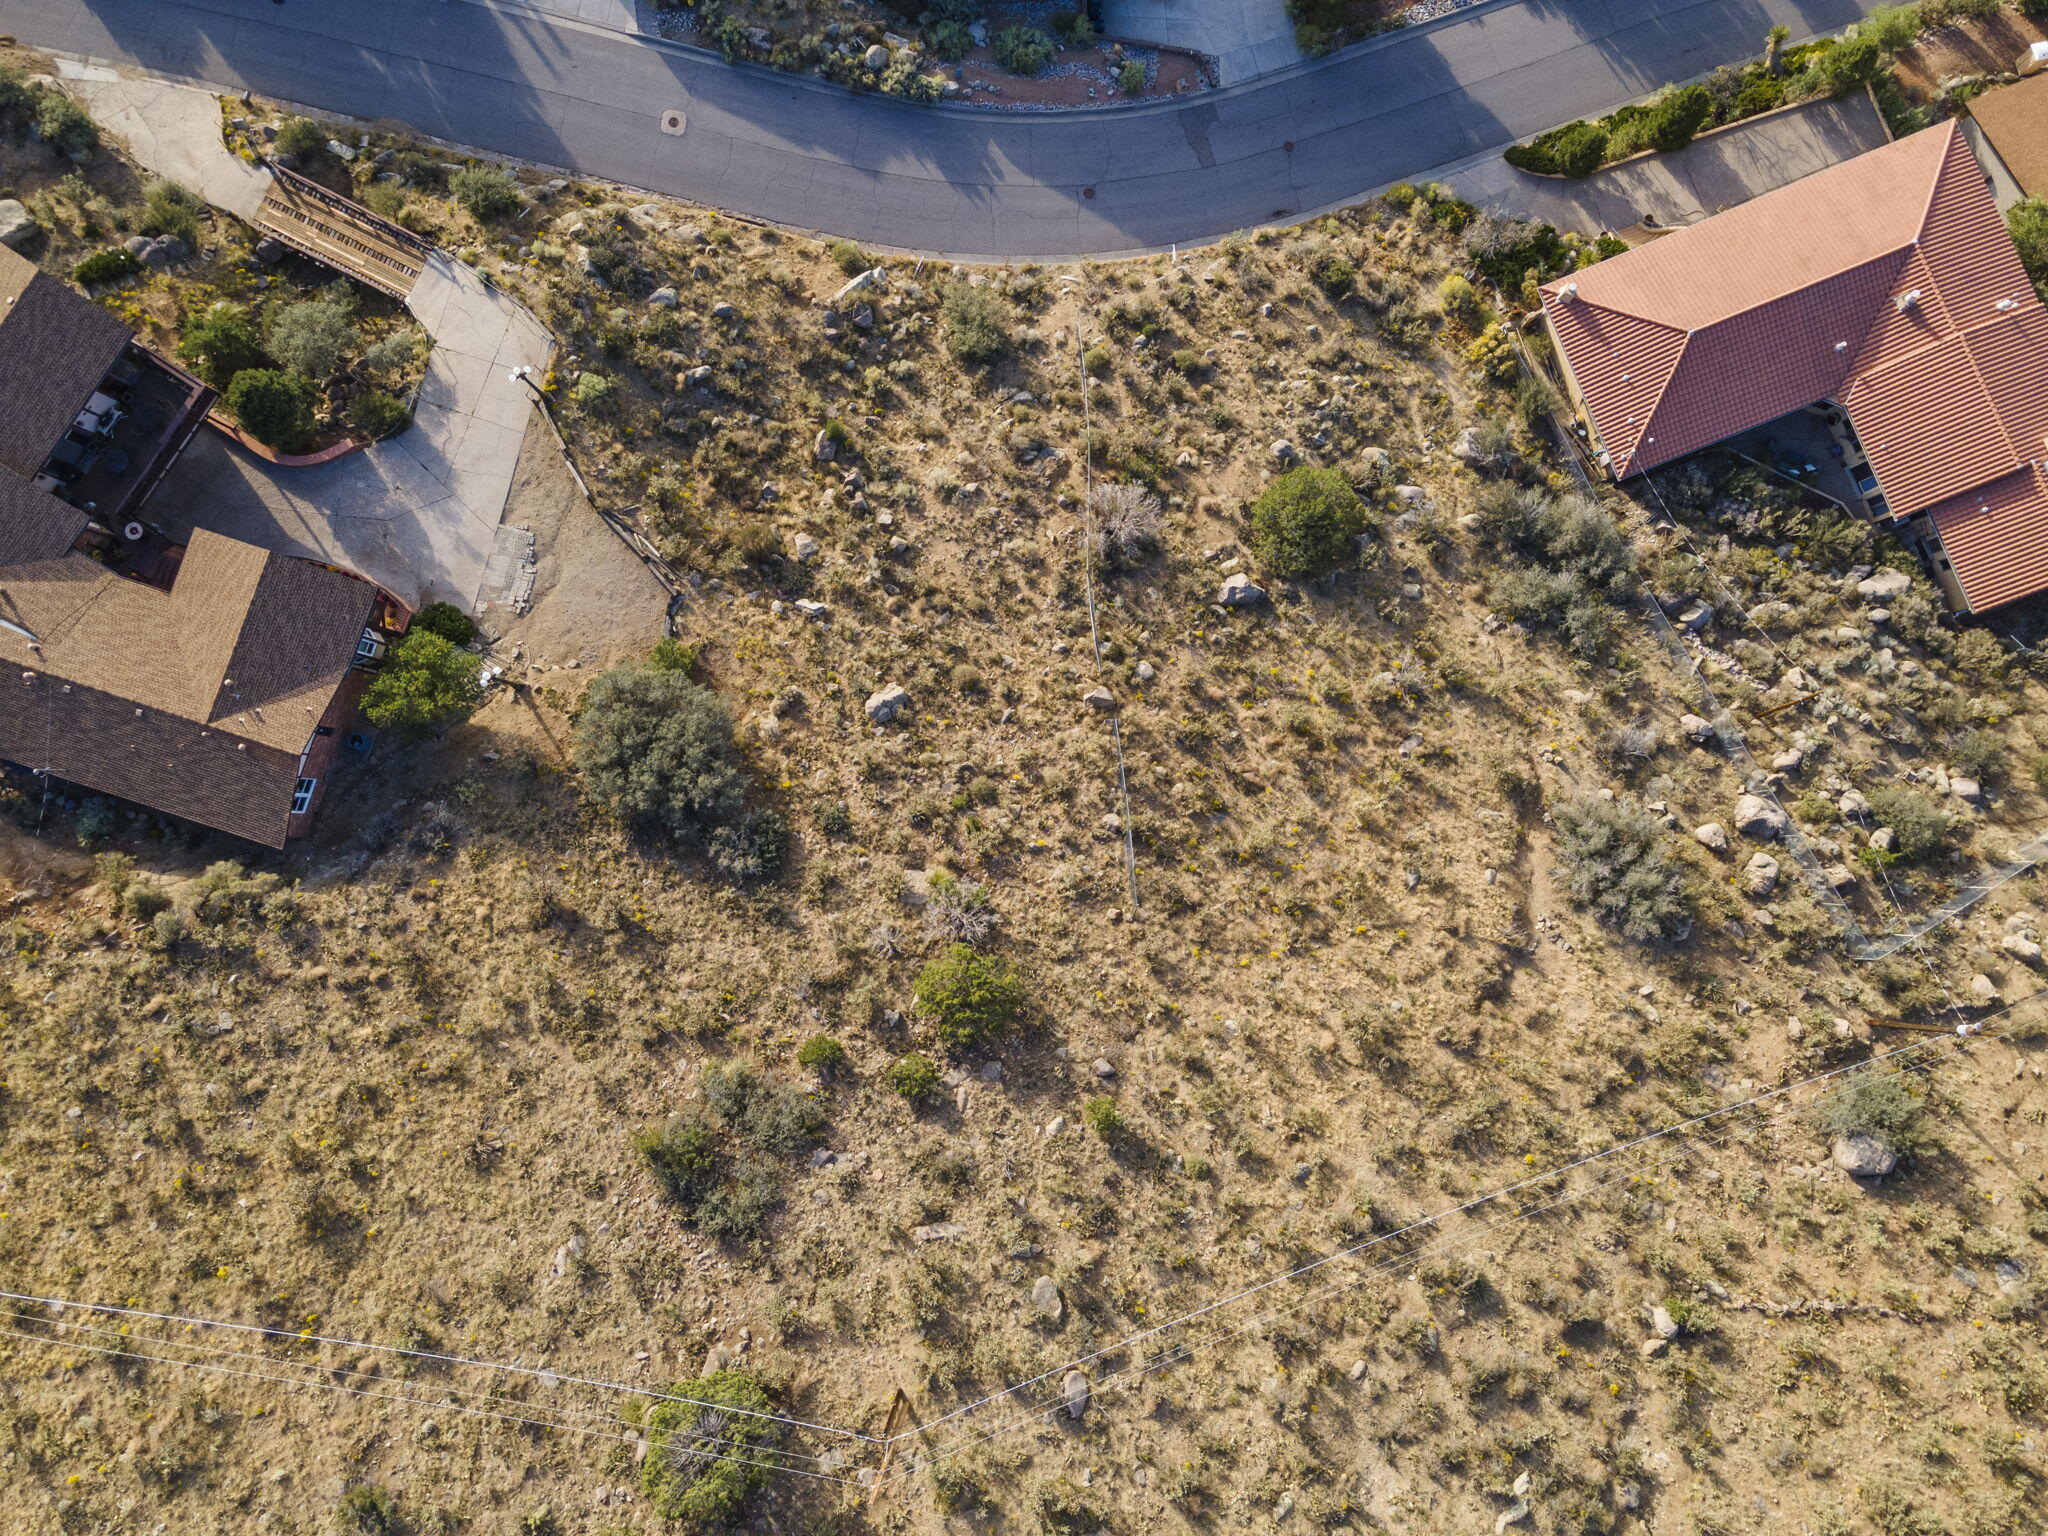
[291,778,317,815]
[354,629,386,663]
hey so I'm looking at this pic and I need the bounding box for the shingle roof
[0,474,377,846]
[0,246,133,478]
[1543,121,2048,611]
[1967,72,2048,199]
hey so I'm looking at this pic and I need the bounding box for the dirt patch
[1893,10,2048,97]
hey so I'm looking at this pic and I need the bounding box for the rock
[789,532,821,562]
[1999,934,2042,965]
[864,43,889,69]
[1824,863,1856,892]
[813,429,838,463]
[1950,776,1985,804]
[1680,713,1716,745]
[1451,426,1493,468]
[681,366,713,389]
[1839,790,1871,818]
[1269,439,1299,462]
[135,236,187,267]
[1640,1336,1668,1359]
[1063,1370,1091,1419]
[1219,573,1267,608]
[1031,1275,1063,1323]
[1616,1482,1641,1512]
[1649,1304,1680,1339]
[1732,794,1789,841]
[1092,1057,1116,1078]
[1832,1133,1898,1178]
[1693,823,1729,853]
[1347,1359,1368,1381]
[865,684,910,725]
[913,1221,966,1243]
[1495,1499,1531,1532]
[1134,660,1156,683]
[1394,484,1429,505]
[712,301,738,321]
[1276,1492,1296,1521]
[325,139,357,162]
[1970,973,2000,1003]
[1674,600,1714,634]
[648,286,679,309]
[794,599,830,622]
[1742,852,1781,897]
[1081,685,1117,711]
[1870,826,1897,853]
[1770,748,1804,773]
[1856,568,1912,600]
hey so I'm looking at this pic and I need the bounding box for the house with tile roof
[1541,120,2048,615]
[0,247,403,846]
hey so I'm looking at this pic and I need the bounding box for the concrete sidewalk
[59,60,270,220]
[1101,0,1300,84]
[1444,91,1891,238]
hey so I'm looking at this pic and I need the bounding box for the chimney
[1556,282,1579,303]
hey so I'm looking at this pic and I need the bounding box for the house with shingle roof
[0,247,403,846]
[1541,121,2048,615]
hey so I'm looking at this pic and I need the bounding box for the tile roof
[1966,72,2048,199]
[1543,121,2048,611]
[0,473,377,846]
[0,246,133,478]
[1928,466,2048,613]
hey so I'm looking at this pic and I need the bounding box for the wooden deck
[254,163,432,300]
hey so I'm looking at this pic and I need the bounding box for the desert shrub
[796,1035,847,1079]
[641,1370,782,1525]
[648,637,696,674]
[1083,1096,1125,1142]
[348,389,411,440]
[1505,120,1608,178]
[179,304,269,387]
[992,26,1054,75]
[268,295,358,379]
[1247,467,1369,579]
[914,944,1025,1048]
[273,116,328,160]
[359,327,426,374]
[411,602,477,647]
[360,180,407,220]
[1464,321,1519,384]
[1437,274,1481,325]
[36,93,98,158]
[1082,345,1113,378]
[2010,198,2048,297]
[139,180,203,245]
[1552,795,1693,941]
[72,247,139,286]
[1308,250,1356,300]
[941,281,1009,364]
[1864,785,1958,862]
[1815,1068,1929,1157]
[1463,215,1566,289]
[361,630,484,739]
[571,371,614,410]
[335,1483,400,1534]
[73,796,115,847]
[887,1052,943,1101]
[122,883,172,922]
[827,238,869,275]
[1949,727,2007,786]
[223,369,317,452]
[1641,84,1713,152]
[451,165,522,222]
[702,1061,824,1153]
[635,1113,723,1207]
[1088,483,1163,568]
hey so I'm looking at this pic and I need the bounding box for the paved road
[10,0,1884,259]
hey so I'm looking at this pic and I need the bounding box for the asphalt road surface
[8,0,1885,258]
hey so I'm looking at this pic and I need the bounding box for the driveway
[11,0,1892,260]
[1101,0,1301,85]
[1445,90,1892,236]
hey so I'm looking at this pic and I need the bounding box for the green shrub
[701,1061,823,1154]
[1641,84,1714,153]
[929,20,975,60]
[571,370,614,410]
[887,1052,943,1101]
[1083,1096,1125,1142]
[72,247,139,286]
[941,281,1010,364]
[361,180,407,220]
[179,304,269,387]
[1949,727,2007,786]
[1504,120,1608,178]
[1082,345,1113,378]
[1247,467,1369,579]
[1551,795,1693,941]
[1815,1068,1929,1157]
[827,238,869,276]
[139,180,203,245]
[347,389,411,440]
[647,637,697,674]
[1732,76,1785,117]
[1865,785,1958,862]
[223,368,317,452]
[1437,273,1481,325]
[361,630,484,739]
[641,1370,782,1524]
[2009,197,2048,298]
[335,1483,400,1534]
[122,883,172,923]
[268,296,358,379]
[913,944,1025,1048]
[36,93,99,158]
[273,116,328,160]
[1309,250,1356,299]
[992,26,1055,76]
[411,601,477,647]
[450,165,522,222]
[634,1113,723,1207]
[1118,59,1146,94]
[796,1035,847,1079]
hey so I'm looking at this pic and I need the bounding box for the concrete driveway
[11,0,1894,259]
[1102,0,1301,85]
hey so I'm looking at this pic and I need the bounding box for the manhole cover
[660,108,687,136]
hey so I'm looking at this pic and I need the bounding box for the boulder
[1219,573,1267,608]
[1063,1370,1091,1419]
[1649,1304,1680,1339]
[1680,713,1716,745]
[794,599,830,622]
[813,429,838,463]
[1770,748,1804,773]
[1742,851,1781,898]
[1450,426,1493,468]
[1824,863,1857,892]
[1999,934,2042,966]
[789,532,821,562]
[864,43,889,69]
[1838,789,1871,818]
[1732,794,1789,841]
[1081,685,1117,711]
[0,200,40,251]
[712,301,738,321]
[1269,439,1299,463]
[1856,568,1912,600]
[682,366,713,388]
[1674,600,1713,634]
[1393,484,1429,506]
[1031,1275,1063,1323]
[865,684,910,725]
[1970,973,2001,1004]
[1693,823,1729,854]
[1950,776,1985,804]
[1832,1133,1898,1178]
[648,286,679,309]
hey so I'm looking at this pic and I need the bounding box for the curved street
[10,0,1882,259]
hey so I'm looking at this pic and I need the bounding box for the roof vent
[1834,341,1848,353]
[1998,297,2021,312]
[1894,289,1923,313]
[1557,282,1579,303]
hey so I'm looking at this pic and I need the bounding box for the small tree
[1247,468,1369,579]
[451,165,522,222]
[914,943,1025,1049]
[941,281,1009,365]
[268,296,358,380]
[223,369,317,453]
[361,630,483,739]
[641,1370,783,1525]
[179,304,269,387]
[1552,795,1693,942]
[573,663,754,847]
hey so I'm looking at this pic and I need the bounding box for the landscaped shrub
[179,304,269,387]
[35,93,98,158]
[359,327,426,374]
[1864,786,1959,862]
[913,944,1025,1048]
[360,630,484,739]
[223,368,317,452]
[992,26,1055,76]
[1118,59,1146,94]
[886,1052,942,1101]
[450,165,522,222]
[1641,85,1714,153]
[71,247,139,286]
[1463,215,1566,289]
[929,19,975,60]
[267,294,358,379]
[2010,198,2048,299]
[1504,120,1609,178]
[941,281,1010,364]
[411,601,477,647]
[347,389,411,441]
[1247,467,1370,580]
[641,1370,782,1524]
[1551,795,1693,942]
[139,180,203,246]
[272,116,328,161]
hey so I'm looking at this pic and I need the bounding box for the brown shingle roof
[1967,71,2048,199]
[0,246,132,478]
[0,476,377,845]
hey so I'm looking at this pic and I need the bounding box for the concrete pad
[55,64,273,221]
[1102,0,1301,85]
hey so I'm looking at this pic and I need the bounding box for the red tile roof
[1543,121,2048,611]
